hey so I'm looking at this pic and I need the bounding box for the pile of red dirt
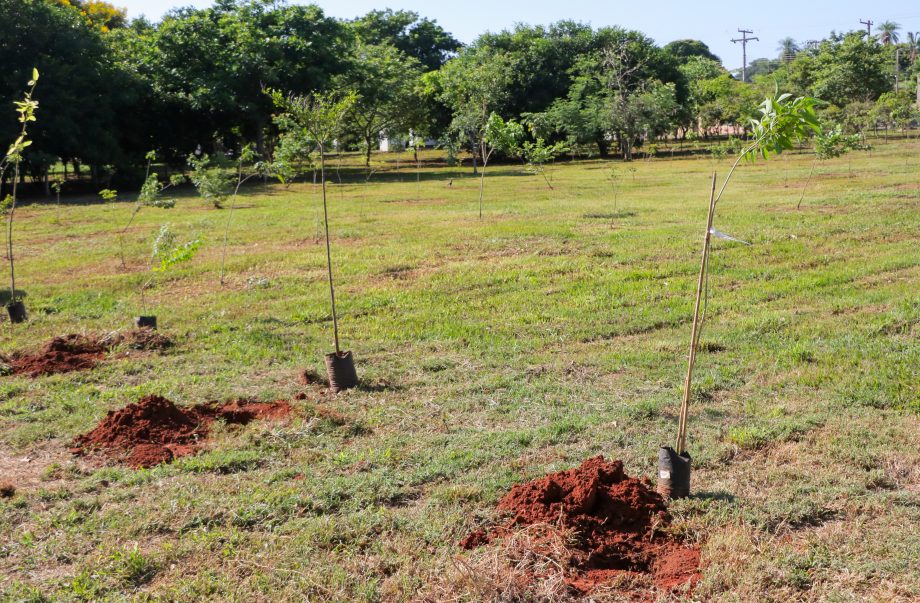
[2,330,172,378]
[461,456,701,597]
[4,335,106,377]
[71,395,291,468]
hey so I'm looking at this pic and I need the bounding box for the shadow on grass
[692,490,737,502]
[582,211,638,219]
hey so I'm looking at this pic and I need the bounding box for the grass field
[1,138,918,602]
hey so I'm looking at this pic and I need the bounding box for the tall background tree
[877,21,901,45]
[350,9,461,72]
[339,43,425,166]
[0,0,123,189]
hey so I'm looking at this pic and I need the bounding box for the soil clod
[462,456,701,596]
[71,395,291,468]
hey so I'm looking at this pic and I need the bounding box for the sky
[120,0,920,70]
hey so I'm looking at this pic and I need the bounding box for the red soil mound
[72,395,291,468]
[5,335,106,377]
[3,330,172,378]
[462,456,701,597]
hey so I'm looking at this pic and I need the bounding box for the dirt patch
[461,456,701,598]
[2,330,172,378]
[71,395,291,468]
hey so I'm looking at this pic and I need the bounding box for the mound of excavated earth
[462,456,701,597]
[2,330,172,378]
[71,395,290,468]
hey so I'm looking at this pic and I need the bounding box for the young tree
[476,113,523,218]
[520,134,567,190]
[138,224,201,324]
[188,153,233,209]
[671,92,821,474]
[1,69,39,323]
[796,123,862,209]
[219,144,270,285]
[271,89,356,358]
[118,150,182,269]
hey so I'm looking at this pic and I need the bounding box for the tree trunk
[596,137,609,157]
[320,145,341,354]
[364,134,373,167]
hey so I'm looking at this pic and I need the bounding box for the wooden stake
[676,172,718,454]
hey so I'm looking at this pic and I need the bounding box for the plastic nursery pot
[324,350,358,392]
[657,446,691,500]
[134,316,158,330]
[6,301,27,324]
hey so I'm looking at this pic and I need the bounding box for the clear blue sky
[120,0,920,70]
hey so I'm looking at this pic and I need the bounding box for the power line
[731,29,759,83]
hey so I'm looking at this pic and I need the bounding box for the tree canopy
[2,2,915,186]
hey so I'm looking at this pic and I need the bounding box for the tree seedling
[271,89,360,391]
[662,92,821,499]
[51,179,63,223]
[478,113,523,219]
[137,224,201,329]
[99,188,118,204]
[118,150,183,269]
[607,167,621,214]
[1,68,39,324]
[521,134,567,191]
[188,153,233,208]
[797,124,863,209]
[219,144,271,285]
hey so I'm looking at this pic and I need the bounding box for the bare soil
[2,330,172,378]
[461,456,701,598]
[71,395,291,468]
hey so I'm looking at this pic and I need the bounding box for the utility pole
[732,29,759,83]
[860,19,874,37]
[895,47,900,92]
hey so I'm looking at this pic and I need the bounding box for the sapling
[412,138,424,202]
[607,167,620,214]
[270,89,359,390]
[521,135,567,191]
[1,68,39,323]
[663,92,821,498]
[188,153,233,208]
[273,130,314,185]
[219,144,270,285]
[99,188,118,204]
[137,224,201,328]
[51,179,62,223]
[796,124,863,209]
[477,113,523,219]
[118,150,183,269]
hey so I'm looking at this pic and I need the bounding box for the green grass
[1,140,918,601]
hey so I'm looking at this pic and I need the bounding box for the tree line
[2,0,918,192]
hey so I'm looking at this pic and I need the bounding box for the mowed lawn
[1,139,918,602]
